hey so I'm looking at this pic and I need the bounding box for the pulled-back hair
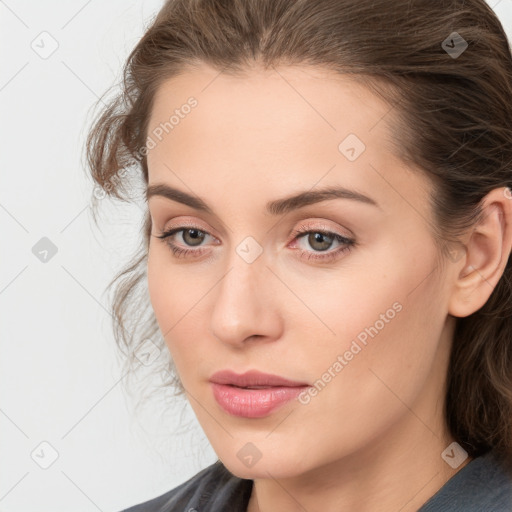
[85,0,512,462]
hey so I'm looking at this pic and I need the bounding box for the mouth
[209,370,310,418]
[209,369,309,388]
[229,385,276,389]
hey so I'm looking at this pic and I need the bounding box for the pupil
[184,229,204,246]
[309,232,332,251]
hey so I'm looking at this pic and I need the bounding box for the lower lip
[210,383,307,418]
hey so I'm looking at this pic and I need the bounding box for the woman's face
[146,63,458,479]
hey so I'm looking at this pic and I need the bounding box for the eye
[155,222,355,263]
[155,225,215,259]
[289,224,355,263]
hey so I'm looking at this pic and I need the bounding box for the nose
[209,247,283,348]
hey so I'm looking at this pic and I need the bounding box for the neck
[248,425,471,512]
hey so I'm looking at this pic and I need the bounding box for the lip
[209,370,310,418]
[210,369,309,388]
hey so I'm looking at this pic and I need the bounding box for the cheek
[279,243,417,359]
[147,249,170,325]
[147,246,200,327]
[295,253,446,439]
[294,239,444,388]
[147,250,183,353]
[146,248,213,374]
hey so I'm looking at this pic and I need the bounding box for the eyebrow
[146,183,380,216]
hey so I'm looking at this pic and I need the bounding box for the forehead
[145,63,432,218]
[147,64,395,172]
[147,64,392,146]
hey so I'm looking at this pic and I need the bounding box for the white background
[1,1,511,511]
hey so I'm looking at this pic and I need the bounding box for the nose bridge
[209,241,280,345]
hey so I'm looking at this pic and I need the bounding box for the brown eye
[289,224,356,263]
[306,232,335,252]
[155,225,216,259]
[182,228,206,246]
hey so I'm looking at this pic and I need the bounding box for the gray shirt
[120,449,512,511]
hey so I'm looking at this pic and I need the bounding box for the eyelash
[155,223,355,263]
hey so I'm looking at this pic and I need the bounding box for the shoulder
[418,449,512,511]
[118,460,253,512]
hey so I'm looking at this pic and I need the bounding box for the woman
[86,0,512,510]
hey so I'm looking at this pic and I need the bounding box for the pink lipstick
[209,370,309,418]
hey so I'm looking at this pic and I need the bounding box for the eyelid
[150,206,229,235]
[158,218,350,244]
[288,219,353,239]
[155,218,356,265]
[159,217,219,239]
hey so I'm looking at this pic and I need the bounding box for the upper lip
[209,369,308,388]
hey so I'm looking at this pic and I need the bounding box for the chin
[220,451,310,480]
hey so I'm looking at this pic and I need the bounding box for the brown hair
[85,0,512,462]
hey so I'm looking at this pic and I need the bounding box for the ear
[448,187,512,318]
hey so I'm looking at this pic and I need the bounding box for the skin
[144,62,512,512]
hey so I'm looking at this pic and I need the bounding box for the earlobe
[448,187,512,319]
